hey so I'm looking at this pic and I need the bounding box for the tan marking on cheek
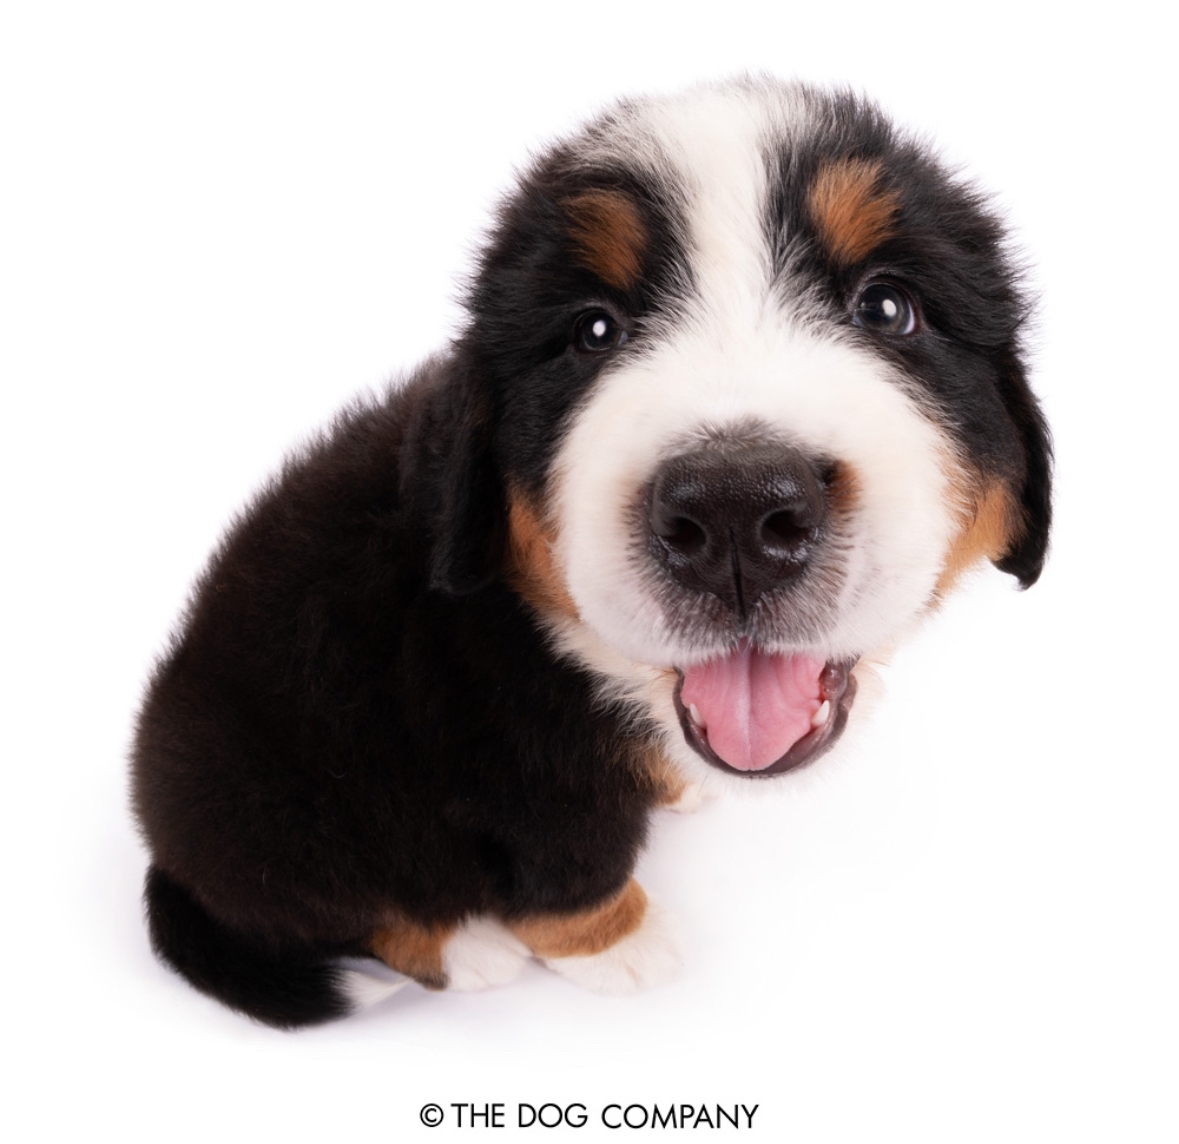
[509,879,648,959]
[826,459,861,519]
[563,190,647,290]
[808,159,901,265]
[506,490,579,622]
[369,918,454,991]
[936,478,1021,597]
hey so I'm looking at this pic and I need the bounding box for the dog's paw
[542,899,681,994]
[443,917,532,991]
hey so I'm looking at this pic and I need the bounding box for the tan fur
[506,490,579,622]
[937,478,1021,596]
[827,458,861,518]
[563,190,647,290]
[369,917,454,991]
[509,879,648,959]
[641,734,694,807]
[808,159,900,265]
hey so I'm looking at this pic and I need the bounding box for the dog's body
[133,78,1051,1027]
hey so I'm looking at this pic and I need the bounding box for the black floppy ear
[401,356,504,595]
[993,355,1053,589]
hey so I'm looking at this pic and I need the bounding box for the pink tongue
[681,644,824,771]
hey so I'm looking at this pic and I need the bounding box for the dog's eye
[852,282,918,336]
[573,310,628,354]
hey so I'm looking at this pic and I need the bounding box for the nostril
[761,510,809,547]
[659,516,707,554]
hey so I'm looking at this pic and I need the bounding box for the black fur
[769,87,1052,586]
[144,865,353,1028]
[132,82,1051,1027]
[133,359,659,1025]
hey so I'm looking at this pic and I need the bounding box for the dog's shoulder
[132,351,663,941]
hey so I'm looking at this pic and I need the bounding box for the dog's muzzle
[645,440,856,777]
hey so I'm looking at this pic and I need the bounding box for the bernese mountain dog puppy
[132,78,1051,1028]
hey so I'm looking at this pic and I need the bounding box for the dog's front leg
[369,915,530,992]
[507,879,681,993]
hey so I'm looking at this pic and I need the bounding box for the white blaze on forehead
[580,81,815,316]
[549,82,957,675]
[640,87,775,309]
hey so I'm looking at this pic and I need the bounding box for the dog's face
[439,79,1050,785]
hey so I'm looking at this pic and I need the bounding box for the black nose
[647,443,828,615]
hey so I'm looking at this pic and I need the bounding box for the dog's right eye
[573,310,628,354]
[852,281,918,336]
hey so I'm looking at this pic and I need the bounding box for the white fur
[441,917,532,991]
[339,964,410,1011]
[544,84,959,786]
[542,898,682,994]
[663,779,707,814]
[554,329,954,665]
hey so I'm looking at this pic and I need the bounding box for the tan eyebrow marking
[563,189,647,290]
[808,159,901,265]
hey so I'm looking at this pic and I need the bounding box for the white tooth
[689,703,705,729]
[811,700,831,729]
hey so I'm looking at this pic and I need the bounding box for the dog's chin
[672,658,858,779]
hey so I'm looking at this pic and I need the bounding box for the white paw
[443,917,531,991]
[543,899,681,994]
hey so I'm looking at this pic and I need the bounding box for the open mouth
[673,643,857,778]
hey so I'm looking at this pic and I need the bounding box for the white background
[3,2,1175,1141]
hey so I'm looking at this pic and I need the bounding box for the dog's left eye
[573,310,628,354]
[852,282,918,336]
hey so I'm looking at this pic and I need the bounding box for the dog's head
[424,78,1051,783]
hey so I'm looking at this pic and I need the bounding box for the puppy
[132,77,1051,1027]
